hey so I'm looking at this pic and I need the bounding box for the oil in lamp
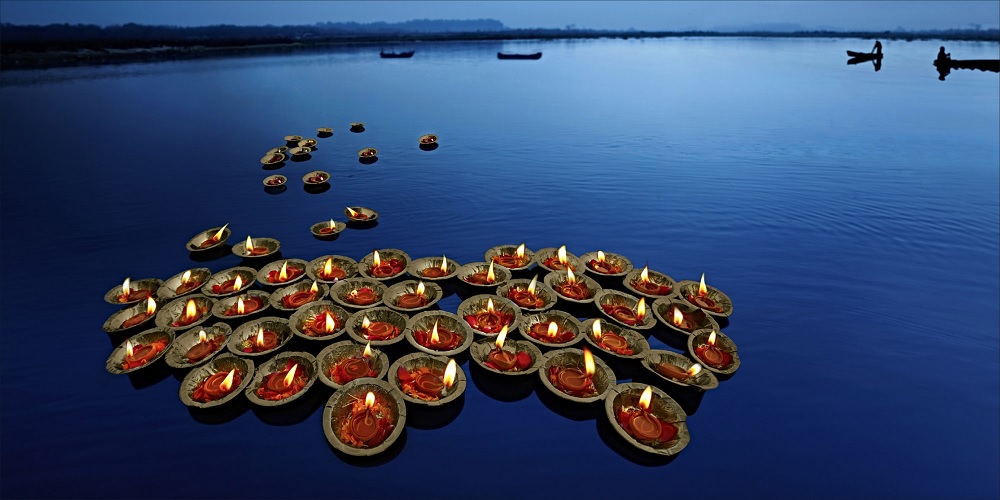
[396,358,457,401]
[192,369,240,402]
[121,297,157,329]
[694,330,733,368]
[419,256,451,278]
[256,359,306,401]
[330,342,378,384]
[121,334,168,370]
[506,275,546,309]
[491,243,530,269]
[656,362,702,381]
[548,347,598,398]
[614,386,678,444]
[630,266,672,296]
[590,319,633,355]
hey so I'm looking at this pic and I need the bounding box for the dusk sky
[1,1,998,32]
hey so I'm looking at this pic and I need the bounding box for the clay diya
[384,280,443,313]
[519,310,584,349]
[105,328,174,374]
[496,276,556,312]
[211,291,271,321]
[484,243,535,272]
[201,266,257,298]
[270,281,329,313]
[594,290,655,331]
[469,325,543,375]
[297,138,318,149]
[406,255,459,281]
[329,278,388,309]
[288,146,312,159]
[349,122,365,132]
[676,274,733,317]
[535,245,586,274]
[580,251,634,278]
[284,134,303,144]
[179,354,254,409]
[405,311,474,357]
[389,353,466,406]
[156,268,212,301]
[538,347,616,403]
[623,265,676,300]
[103,297,159,333]
[580,318,649,361]
[358,147,378,158]
[227,317,292,357]
[288,301,349,341]
[418,134,438,145]
[344,206,379,224]
[256,259,309,287]
[311,219,347,239]
[155,295,215,331]
[316,340,390,390]
[458,261,511,288]
[165,323,233,369]
[186,224,230,252]
[358,249,410,281]
[345,307,408,347]
[605,383,690,456]
[245,351,317,406]
[104,277,163,306]
[323,379,406,457]
[642,349,718,391]
[317,127,333,136]
[652,298,720,336]
[260,153,286,166]
[457,294,522,337]
[543,269,602,304]
[263,174,286,187]
[302,170,329,185]
[686,329,740,375]
[232,236,280,260]
[306,255,357,285]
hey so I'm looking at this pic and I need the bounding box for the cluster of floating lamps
[102,226,739,458]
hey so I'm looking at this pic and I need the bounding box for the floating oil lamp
[594,290,655,330]
[344,206,379,224]
[213,290,269,320]
[154,295,214,331]
[544,269,602,304]
[311,219,346,238]
[247,352,317,406]
[677,274,733,317]
[284,134,303,144]
[419,134,438,145]
[360,249,410,281]
[102,297,158,334]
[458,295,521,337]
[407,255,458,280]
[651,298,720,335]
[258,259,308,287]
[469,325,542,375]
[105,276,162,305]
[302,170,329,185]
[581,318,649,360]
[165,323,232,369]
[358,147,378,158]
[349,122,365,132]
[307,255,358,284]
[186,224,231,252]
[233,236,280,259]
[324,379,406,457]
[346,307,408,347]
[272,280,328,312]
[688,329,740,375]
[485,243,535,271]
[298,138,318,149]
[497,276,556,312]
[520,311,582,348]
[459,261,511,288]
[202,267,256,298]
[121,296,158,329]
[623,265,676,300]
[405,311,474,356]
[266,146,289,156]
[317,340,390,390]
[581,251,634,277]
[317,127,333,136]
[288,146,312,159]
[228,317,291,357]
[157,268,211,300]
[390,354,466,406]
[109,329,173,373]
[642,349,718,391]
[385,280,442,313]
[605,383,690,456]
[260,153,285,166]
[330,278,387,309]
[537,245,585,274]
[263,174,286,187]
[289,301,348,340]
[540,347,616,403]
[179,354,254,409]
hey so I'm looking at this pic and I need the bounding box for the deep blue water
[1,37,998,499]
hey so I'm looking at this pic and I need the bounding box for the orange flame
[245,236,254,252]
[183,298,200,319]
[220,369,236,391]
[638,386,653,411]
[516,243,525,259]
[557,245,568,265]
[372,250,381,267]
[146,297,157,316]
[597,250,606,263]
[236,297,245,315]
[125,339,134,357]
[486,298,495,314]
[310,281,319,294]
[708,330,717,346]
[687,364,702,377]
[279,262,289,280]
[699,273,709,297]
[672,307,684,326]
[121,277,131,295]
[283,363,298,388]
[324,311,336,332]
[527,275,538,295]
[233,275,243,292]
[583,347,595,377]
[430,320,440,344]
[362,342,373,359]
[181,270,191,285]
[212,223,228,241]
[443,359,457,388]
[566,267,577,284]
[547,321,559,339]
[328,219,336,230]
[440,256,449,273]
[486,261,496,283]
[323,258,333,276]
[636,298,647,321]
[416,282,426,297]
[346,207,359,217]
[640,265,650,283]
[362,315,371,330]
[495,325,508,349]
[255,326,265,347]
[365,391,375,409]
[592,319,603,340]
[198,329,207,343]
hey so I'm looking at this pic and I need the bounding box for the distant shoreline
[3,30,997,70]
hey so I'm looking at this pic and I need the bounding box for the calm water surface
[1,38,998,499]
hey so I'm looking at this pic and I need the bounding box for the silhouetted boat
[497,52,542,60]
[933,58,999,73]
[846,50,882,61]
[380,51,415,58]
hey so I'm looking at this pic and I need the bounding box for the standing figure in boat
[871,40,882,56]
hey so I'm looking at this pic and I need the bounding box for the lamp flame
[220,369,235,391]
[362,342,373,359]
[527,275,538,295]
[125,339,134,357]
[687,364,702,377]
[486,298,495,314]
[639,386,653,411]
[324,311,336,332]
[146,297,157,316]
[181,270,191,285]
[346,207,359,217]
[323,258,333,276]
[279,261,289,280]
[516,243,525,259]
[443,359,457,388]
[557,245,568,265]
[310,282,319,295]
[372,250,381,267]
[708,330,717,346]
[255,326,265,347]
[592,319,603,340]
[362,315,371,330]
[566,267,577,284]
[233,275,243,292]
[121,277,131,295]
[640,266,650,283]
[283,363,298,388]
[672,307,684,326]
[245,236,254,252]
[236,297,245,315]
[212,223,228,241]
[416,282,426,296]
[699,273,709,297]
[547,321,559,339]
[430,321,440,344]
[365,391,375,409]
[486,261,496,283]
[583,347,595,377]
[636,298,647,321]
[328,219,336,230]
[198,329,207,343]
[183,299,198,319]
[440,256,448,273]
[597,250,606,263]
[495,325,508,349]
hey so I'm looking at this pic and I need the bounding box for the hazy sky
[1,1,997,32]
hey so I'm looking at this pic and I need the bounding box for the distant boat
[846,50,882,61]
[497,52,542,60]
[380,51,415,59]
[933,58,999,73]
